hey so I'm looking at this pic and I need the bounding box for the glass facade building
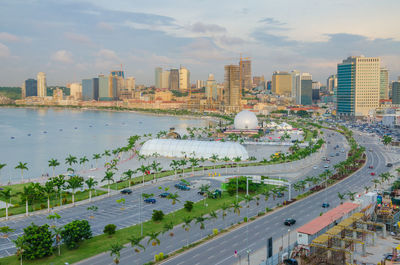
[25,79,37,97]
[337,63,355,116]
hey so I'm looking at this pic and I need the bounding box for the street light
[288,228,291,254]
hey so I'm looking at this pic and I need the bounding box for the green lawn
[0,182,106,218]
[0,188,273,265]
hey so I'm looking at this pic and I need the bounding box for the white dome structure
[234,110,258,130]
[140,139,249,160]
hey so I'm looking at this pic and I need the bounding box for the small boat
[43,131,47,134]
[27,134,31,136]
[89,125,92,127]
[105,124,109,126]
[10,136,15,139]
[74,127,78,129]
[59,129,63,131]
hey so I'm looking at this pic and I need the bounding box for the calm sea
[0,107,209,182]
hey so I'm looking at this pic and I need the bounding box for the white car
[324,164,329,168]
[313,166,318,169]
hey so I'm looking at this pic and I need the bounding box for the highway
[75,129,362,265]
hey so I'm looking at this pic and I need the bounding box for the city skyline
[1,0,400,86]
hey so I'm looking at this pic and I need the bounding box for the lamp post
[288,228,291,254]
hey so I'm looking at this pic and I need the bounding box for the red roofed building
[297,202,360,245]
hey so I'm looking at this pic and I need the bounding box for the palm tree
[0,226,15,238]
[19,185,34,216]
[170,160,180,179]
[221,203,231,228]
[65,155,78,172]
[15,162,28,181]
[41,181,55,212]
[209,210,218,227]
[195,216,208,238]
[222,156,231,174]
[372,179,381,189]
[146,231,161,246]
[199,157,206,175]
[347,191,357,201]
[162,222,174,237]
[52,226,63,256]
[364,186,371,193]
[103,150,111,158]
[123,169,135,188]
[337,192,346,204]
[167,192,180,205]
[210,154,219,171]
[66,175,84,206]
[110,242,125,264]
[128,235,145,253]
[243,195,254,208]
[85,177,98,202]
[52,174,66,206]
[182,216,192,247]
[92,153,101,169]
[102,171,115,196]
[13,236,26,265]
[179,159,187,178]
[261,187,270,210]
[189,157,199,175]
[48,159,60,178]
[0,188,12,220]
[233,156,242,173]
[138,165,150,185]
[0,163,6,185]
[79,156,89,170]
[232,201,242,216]
[151,161,161,181]
[382,135,393,147]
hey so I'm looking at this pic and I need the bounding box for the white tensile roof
[140,139,249,160]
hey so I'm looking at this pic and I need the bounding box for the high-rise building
[272,71,292,96]
[326,75,337,92]
[82,79,94,101]
[24,78,37,97]
[224,65,241,112]
[291,70,301,103]
[37,72,47,97]
[169,69,179,90]
[161,70,170,89]
[70,83,82,100]
[312,81,321,101]
[196,80,205,89]
[111,70,124,79]
[253,76,264,87]
[206,74,217,101]
[392,79,400,105]
[126,77,135,91]
[98,75,110,100]
[108,74,117,99]
[21,82,26,98]
[179,66,190,91]
[240,59,252,91]
[337,56,380,117]
[380,67,389,100]
[300,73,312,105]
[155,67,162,89]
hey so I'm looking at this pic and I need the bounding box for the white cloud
[64,32,93,45]
[0,43,11,58]
[51,50,73,63]
[0,32,20,42]
[97,22,114,31]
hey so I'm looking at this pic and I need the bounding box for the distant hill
[0,87,21,100]
[0,86,70,100]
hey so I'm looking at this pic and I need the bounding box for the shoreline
[0,104,231,123]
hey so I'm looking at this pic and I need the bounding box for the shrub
[250,217,256,221]
[244,217,248,222]
[19,223,53,260]
[159,252,164,260]
[103,224,117,237]
[184,201,194,212]
[61,220,92,249]
[257,212,265,216]
[152,210,165,222]
[154,254,159,261]
[213,229,218,235]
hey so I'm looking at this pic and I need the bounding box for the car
[198,190,205,195]
[175,184,191,190]
[159,192,170,198]
[313,165,318,169]
[144,198,156,204]
[324,164,329,168]
[284,218,296,226]
[322,202,330,208]
[336,153,339,156]
[371,172,375,176]
[283,259,298,265]
[336,145,339,148]
[330,153,335,157]
[120,189,132,195]
[383,253,393,260]
[211,189,222,199]
[368,165,374,169]
[387,163,393,167]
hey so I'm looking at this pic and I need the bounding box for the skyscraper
[224,65,241,112]
[179,66,190,91]
[155,67,162,89]
[98,75,109,100]
[169,69,179,90]
[312,81,320,101]
[326,75,337,92]
[126,77,135,91]
[24,78,37,97]
[337,56,380,117]
[392,78,400,105]
[206,74,217,101]
[272,71,292,96]
[240,59,252,91]
[37,72,47,97]
[300,73,312,105]
[380,67,389,100]
[161,70,170,89]
[290,70,301,104]
[82,79,94,101]
[70,83,82,100]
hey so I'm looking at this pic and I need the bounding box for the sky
[1,0,400,86]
